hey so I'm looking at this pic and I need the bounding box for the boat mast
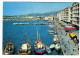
[39,33,40,41]
[8,36,10,42]
[25,33,26,43]
[36,28,38,41]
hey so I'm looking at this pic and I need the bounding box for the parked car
[65,26,76,32]
[69,32,79,44]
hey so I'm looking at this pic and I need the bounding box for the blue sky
[3,2,73,16]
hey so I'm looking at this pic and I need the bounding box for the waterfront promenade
[53,19,79,55]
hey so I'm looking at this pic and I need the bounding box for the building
[70,2,79,26]
[57,6,71,22]
[57,11,64,21]
[44,16,57,20]
[57,2,79,26]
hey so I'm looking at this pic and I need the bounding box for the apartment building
[57,6,71,22]
[57,11,63,21]
[70,2,79,26]
[57,2,79,26]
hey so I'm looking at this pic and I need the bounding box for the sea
[3,20,63,55]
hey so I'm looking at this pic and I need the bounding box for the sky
[3,2,73,16]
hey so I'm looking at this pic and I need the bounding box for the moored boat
[34,41,46,54]
[18,33,32,55]
[53,35,58,44]
[49,44,55,50]
[55,44,61,52]
[45,46,51,54]
[18,42,32,55]
[34,29,46,54]
[3,41,14,55]
[46,30,54,33]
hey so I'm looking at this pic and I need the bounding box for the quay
[13,22,50,25]
[51,19,79,55]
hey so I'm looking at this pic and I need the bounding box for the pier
[13,22,50,25]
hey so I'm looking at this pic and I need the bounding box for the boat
[49,44,55,50]
[48,20,53,23]
[45,46,51,54]
[48,24,55,28]
[34,29,46,54]
[46,30,54,33]
[18,33,32,55]
[49,33,55,35]
[55,44,61,52]
[3,41,14,55]
[53,35,58,44]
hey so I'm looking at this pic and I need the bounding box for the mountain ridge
[3,10,61,17]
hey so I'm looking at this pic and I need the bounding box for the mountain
[25,10,61,16]
[3,10,61,17]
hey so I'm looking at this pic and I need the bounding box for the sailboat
[18,33,32,55]
[34,29,46,54]
[3,37,14,55]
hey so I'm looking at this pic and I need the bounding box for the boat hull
[34,49,46,55]
[3,41,14,55]
[18,42,32,55]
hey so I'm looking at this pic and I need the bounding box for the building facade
[57,2,79,26]
[44,16,57,20]
[57,6,71,22]
[71,2,79,26]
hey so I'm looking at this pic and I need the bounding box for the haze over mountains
[4,10,61,17]
[25,10,61,16]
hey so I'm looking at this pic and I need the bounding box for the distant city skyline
[3,2,73,16]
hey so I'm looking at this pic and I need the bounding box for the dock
[13,22,49,25]
[47,19,79,55]
[54,19,79,55]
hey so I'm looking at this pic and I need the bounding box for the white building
[57,6,71,22]
[70,2,79,26]
[44,16,57,20]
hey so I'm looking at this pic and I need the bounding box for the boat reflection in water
[18,33,32,55]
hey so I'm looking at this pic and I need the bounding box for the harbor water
[3,20,63,55]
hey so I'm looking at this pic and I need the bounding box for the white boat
[46,30,54,33]
[49,33,54,35]
[55,44,61,51]
[45,46,51,54]
[53,35,58,44]
[53,35,58,37]
[49,44,55,50]
[48,25,54,28]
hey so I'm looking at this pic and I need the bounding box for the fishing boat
[18,33,32,55]
[3,41,14,55]
[34,29,46,54]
